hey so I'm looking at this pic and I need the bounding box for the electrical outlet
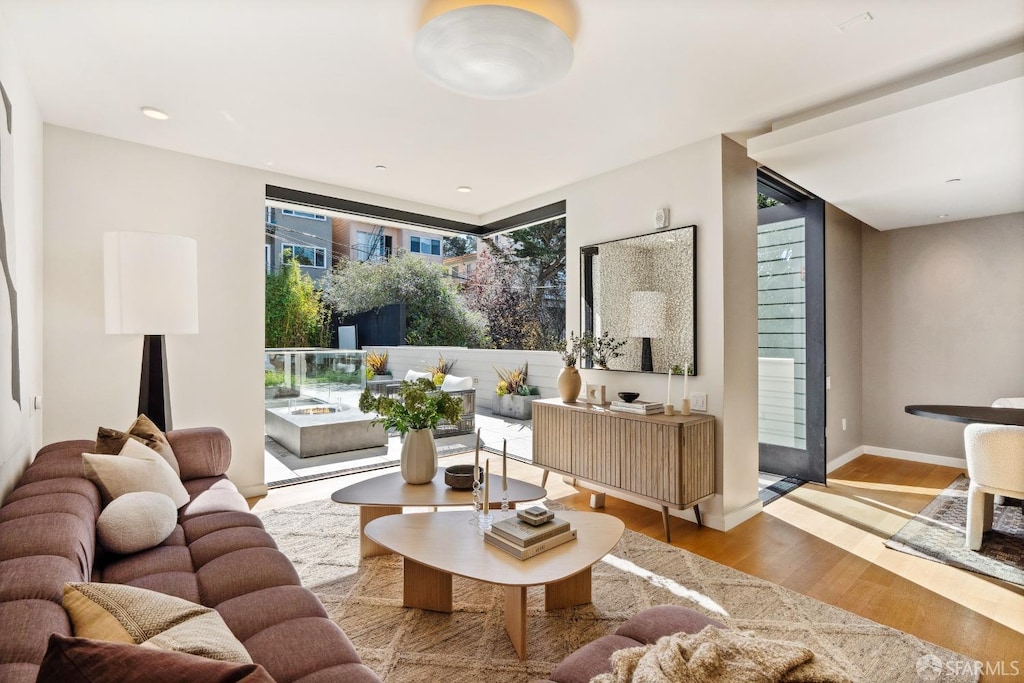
[691,392,707,411]
[826,376,831,390]
[473,377,479,385]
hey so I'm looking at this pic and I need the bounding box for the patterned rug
[885,474,1024,587]
[257,500,978,682]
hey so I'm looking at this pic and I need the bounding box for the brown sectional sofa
[0,427,381,683]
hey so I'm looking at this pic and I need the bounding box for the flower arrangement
[427,354,456,387]
[365,350,389,380]
[590,331,626,369]
[561,332,587,367]
[358,378,463,435]
[495,363,530,396]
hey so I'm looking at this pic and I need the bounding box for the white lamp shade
[104,232,199,335]
[629,291,666,338]
[414,5,573,99]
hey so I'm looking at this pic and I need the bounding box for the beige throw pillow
[96,491,178,554]
[83,439,190,508]
[63,582,252,663]
[95,414,180,476]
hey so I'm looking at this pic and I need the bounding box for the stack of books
[484,511,577,560]
[609,399,664,415]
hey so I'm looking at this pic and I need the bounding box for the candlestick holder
[469,479,482,525]
[478,512,493,534]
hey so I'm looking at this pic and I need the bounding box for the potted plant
[494,363,539,420]
[558,332,588,402]
[427,354,456,387]
[359,379,463,484]
[365,350,390,381]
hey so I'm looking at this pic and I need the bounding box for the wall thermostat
[655,207,670,229]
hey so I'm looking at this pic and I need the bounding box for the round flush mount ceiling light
[456,186,473,193]
[140,106,169,121]
[414,4,573,99]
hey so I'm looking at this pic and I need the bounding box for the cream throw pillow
[83,439,190,508]
[96,491,178,554]
[404,369,433,382]
[63,582,252,663]
[440,374,473,392]
[94,414,179,476]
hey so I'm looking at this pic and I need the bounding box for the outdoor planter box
[494,393,534,420]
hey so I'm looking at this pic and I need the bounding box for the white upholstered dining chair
[963,423,1024,550]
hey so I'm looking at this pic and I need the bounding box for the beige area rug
[257,500,979,683]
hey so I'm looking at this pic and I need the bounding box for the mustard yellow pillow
[63,583,252,663]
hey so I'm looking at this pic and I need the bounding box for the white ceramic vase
[401,428,438,484]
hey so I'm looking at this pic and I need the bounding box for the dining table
[904,404,1024,427]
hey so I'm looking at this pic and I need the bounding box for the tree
[323,253,487,347]
[462,250,550,350]
[265,260,331,347]
[481,217,566,349]
[442,234,477,257]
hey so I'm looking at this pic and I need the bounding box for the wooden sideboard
[532,398,715,541]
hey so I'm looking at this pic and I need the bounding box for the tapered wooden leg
[545,567,591,610]
[504,585,527,660]
[404,558,452,613]
[541,469,549,488]
[693,504,702,528]
[661,506,672,542]
[359,505,402,558]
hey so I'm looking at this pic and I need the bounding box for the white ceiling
[2,0,1023,227]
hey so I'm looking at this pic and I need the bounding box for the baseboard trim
[239,483,269,499]
[827,445,865,473]
[863,445,966,470]
[716,498,763,532]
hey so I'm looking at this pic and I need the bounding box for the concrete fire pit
[265,402,387,458]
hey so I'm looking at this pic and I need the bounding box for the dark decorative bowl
[444,465,483,490]
[618,392,640,403]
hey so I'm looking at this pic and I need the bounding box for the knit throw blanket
[590,626,856,683]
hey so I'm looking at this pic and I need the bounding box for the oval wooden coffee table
[365,510,624,661]
[331,469,547,558]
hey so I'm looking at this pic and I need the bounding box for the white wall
[824,204,864,464]
[42,126,478,498]
[483,136,761,531]
[862,212,1024,463]
[0,16,44,501]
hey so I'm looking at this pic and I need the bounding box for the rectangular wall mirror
[581,225,696,374]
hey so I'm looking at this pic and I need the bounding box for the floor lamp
[629,291,665,373]
[104,232,199,432]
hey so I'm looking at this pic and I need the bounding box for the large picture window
[282,243,327,268]
[410,235,441,255]
[281,208,327,221]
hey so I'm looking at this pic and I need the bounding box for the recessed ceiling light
[375,165,388,171]
[938,214,950,219]
[140,106,169,121]
[456,186,472,193]
[945,178,962,183]
[265,161,274,167]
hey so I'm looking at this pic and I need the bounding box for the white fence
[364,346,563,412]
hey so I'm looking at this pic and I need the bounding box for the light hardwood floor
[251,453,1024,679]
